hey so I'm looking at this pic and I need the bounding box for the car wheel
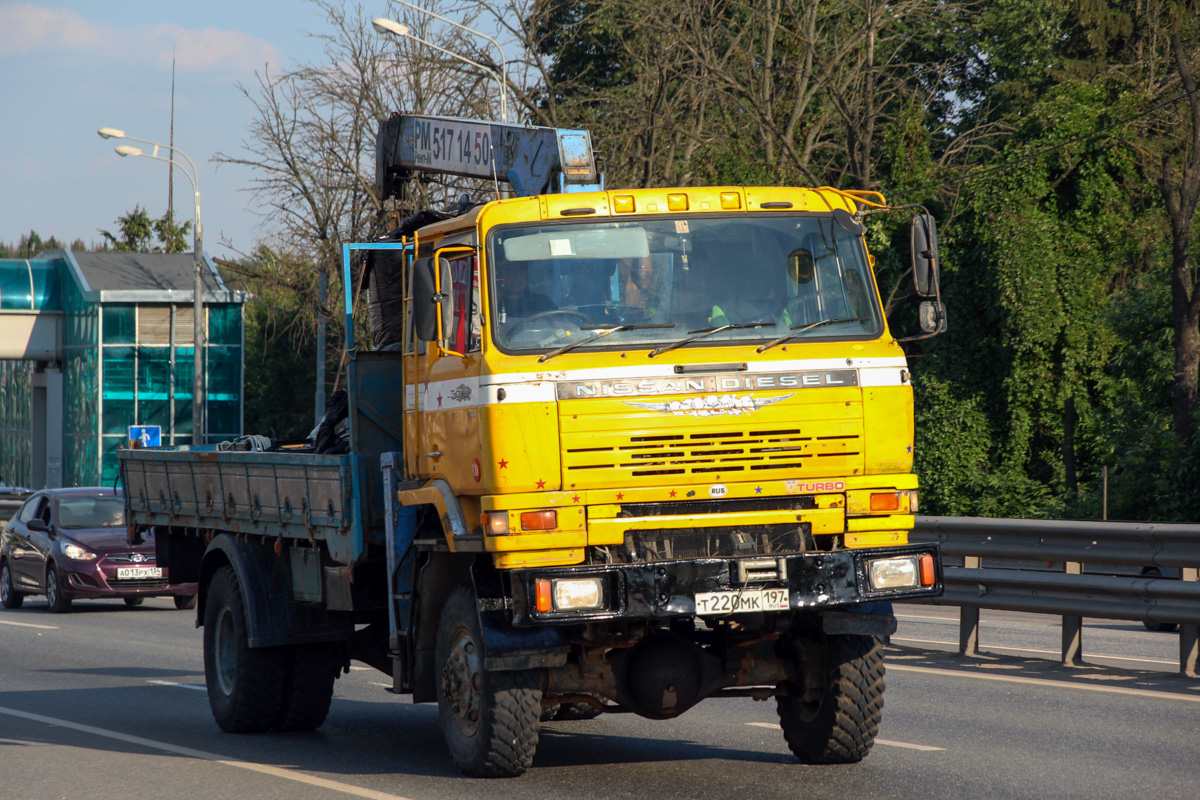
[777,633,884,764]
[174,594,197,610]
[124,596,145,607]
[203,565,286,732]
[1,561,25,609]
[436,583,542,777]
[1141,568,1179,632]
[45,564,72,614]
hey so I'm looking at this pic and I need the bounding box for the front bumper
[509,542,941,625]
[61,560,197,599]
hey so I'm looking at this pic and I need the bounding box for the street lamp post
[387,0,511,122]
[372,18,507,123]
[98,127,206,446]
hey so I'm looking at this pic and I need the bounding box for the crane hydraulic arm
[375,113,601,199]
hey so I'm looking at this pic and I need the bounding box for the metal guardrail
[910,516,1200,677]
[0,491,32,524]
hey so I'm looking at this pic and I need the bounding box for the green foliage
[99,205,192,253]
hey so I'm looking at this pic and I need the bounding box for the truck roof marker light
[535,579,553,612]
[920,554,936,587]
[720,192,741,210]
[613,195,635,213]
[520,510,557,531]
[668,193,689,211]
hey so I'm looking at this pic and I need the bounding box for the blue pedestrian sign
[129,425,162,448]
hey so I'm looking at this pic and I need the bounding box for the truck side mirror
[918,300,946,334]
[911,213,938,297]
[413,257,448,342]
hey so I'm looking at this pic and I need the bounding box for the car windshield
[57,496,125,529]
[487,214,881,354]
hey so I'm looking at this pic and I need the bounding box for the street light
[372,17,507,123]
[99,127,207,447]
[387,0,511,123]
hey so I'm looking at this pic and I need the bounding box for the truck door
[417,247,483,485]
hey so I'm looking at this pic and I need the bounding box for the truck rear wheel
[275,643,341,731]
[777,634,884,764]
[436,584,542,777]
[204,565,287,732]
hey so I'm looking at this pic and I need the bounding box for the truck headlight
[535,576,604,612]
[867,554,935,590]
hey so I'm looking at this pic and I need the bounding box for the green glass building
[0,250,245,489]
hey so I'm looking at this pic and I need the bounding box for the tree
[98,205,192,253]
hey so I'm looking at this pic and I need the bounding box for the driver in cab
[496,261,555,326]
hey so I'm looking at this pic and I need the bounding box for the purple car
[0,487,197,613]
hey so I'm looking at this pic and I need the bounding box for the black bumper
[508,542,942,625]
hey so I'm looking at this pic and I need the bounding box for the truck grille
[564,427,862,481]
[624,523,813,562]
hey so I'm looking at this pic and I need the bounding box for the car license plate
[694,588,790,615]
[116,566,162,580]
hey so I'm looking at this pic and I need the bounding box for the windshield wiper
[756,317,869,353]
[538,323,676,362]
[647,321,773,358]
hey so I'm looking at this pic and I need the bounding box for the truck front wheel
[777,634,884,764]
[436,584,542,777]
[204,565,287,732]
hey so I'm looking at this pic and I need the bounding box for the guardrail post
[1062,561,1083,666]
[1182,567,1199,678]
[959,556,980,656]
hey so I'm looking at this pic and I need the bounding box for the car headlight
[62,543,97,561]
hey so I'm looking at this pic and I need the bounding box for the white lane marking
[147,680,207,691]
[888,664,1200,702]
[745,722,944,750]
[0,705,417,800]
[894,613,959,622]
[890,637,1178,666]
[0,618,58,630]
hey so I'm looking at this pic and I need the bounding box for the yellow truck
[120,114,945,778]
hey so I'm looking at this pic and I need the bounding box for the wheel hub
[441,627,482,736]
[213,606,237,696]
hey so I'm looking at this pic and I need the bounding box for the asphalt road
[1,596,1197,800]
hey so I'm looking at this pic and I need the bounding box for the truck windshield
[488,214,881,354]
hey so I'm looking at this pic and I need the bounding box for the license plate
[116,566,162,580]
[694,588,790,615]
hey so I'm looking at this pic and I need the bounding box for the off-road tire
[124,596,145,607]
[1,561,24,609]
[45,564,72,614]
[275,643,341,731]
[436,584,542,777]
[203,565,287,732]
[777,634,884,764]
[174,594,198,610]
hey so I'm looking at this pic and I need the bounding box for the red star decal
[437,394,443,408]
[536,479,546,489]
[572,495,581,503]
[498,459,508,469]
[616,492,624,501]
[669,490,677,498]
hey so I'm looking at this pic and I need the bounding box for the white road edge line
[744,722,945,750]
[0,705,417,800]
[890,637,1178,666]
[0,619,59,630]
[146,680,207,691]
[887,664,1200,702]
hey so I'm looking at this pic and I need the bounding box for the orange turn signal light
[535,579,553,612]
[919,554,936,586]
[870,492,901,512]
[520,510,557,531]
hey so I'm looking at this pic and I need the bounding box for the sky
[0,1,349,259]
